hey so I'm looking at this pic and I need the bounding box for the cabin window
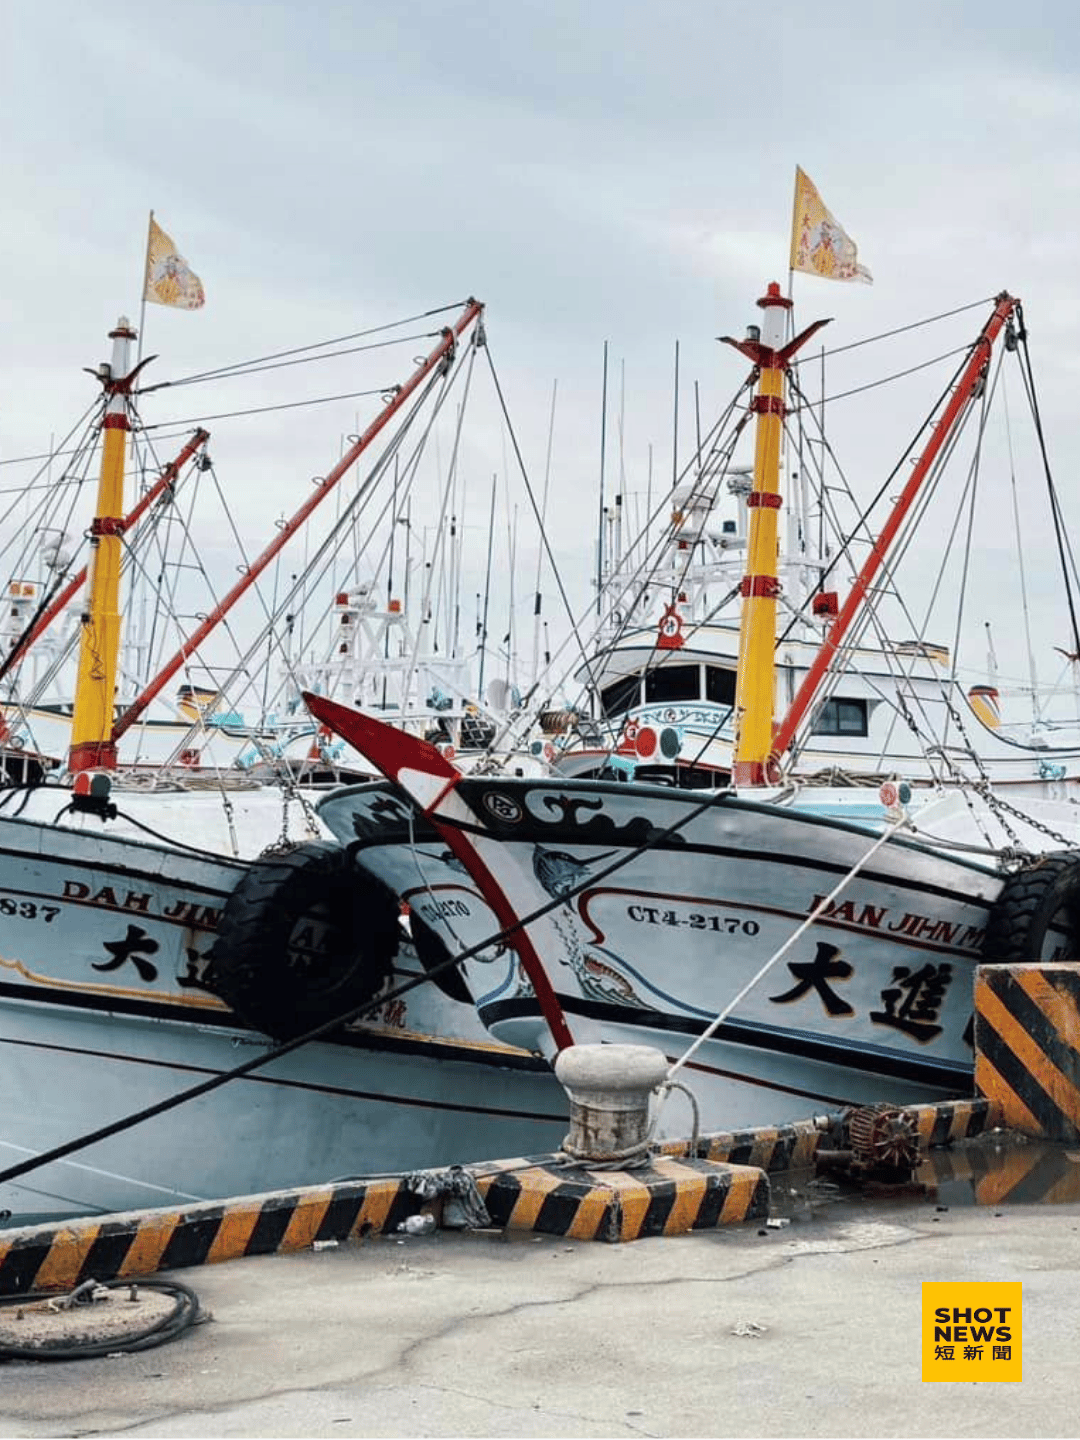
[600,674,641,718]
[644,664,700,704]
[705,666,737,706]
[812,697,869,736]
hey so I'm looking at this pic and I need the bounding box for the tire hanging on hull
[205,840,400,1041]
[982,850,1080,965]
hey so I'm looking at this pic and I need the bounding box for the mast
[771,291,1019,767]
[723,283,829,787]
[111,298,483,746]
[69,318,144,772]
[530,379,557,686]
[595,342,608,615]
[477,472,496,695]
[0,429,209,688]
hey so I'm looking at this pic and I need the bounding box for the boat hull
[318,777,1017,1130]
[0,813,566,1222]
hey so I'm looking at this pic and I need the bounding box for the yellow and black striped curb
[0,1154,769,1294]
[975,962,1080,1141]
[0,1176,417,1297]
[656,1098,1001,1171]
[471,1155,768,1242]
[657,1118,822,1170]
[0,1098,1004,1295]
[908,1097,1003,1148]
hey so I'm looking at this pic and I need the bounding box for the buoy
[635,725,658,760]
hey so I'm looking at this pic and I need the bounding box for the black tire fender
[982,850,1080,965]
[205,840,400,1040]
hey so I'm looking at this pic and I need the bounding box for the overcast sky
[2,0,1079,703]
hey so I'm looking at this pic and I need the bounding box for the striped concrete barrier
[0,1097,1006,1295]
[657,1119,822,1170]
[0,1176,416,1297]
[0,1153,769,1295]
[473,1154,768,1242]
[657,1099,1001,1170]
[975,963,1080,1141]
[909,1097,1002,1147]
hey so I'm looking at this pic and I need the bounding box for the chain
[220,789,238,856]
[934,683,1075,853]
[890,674,1069,857]
[973,781,1076,851]
[938,685,1042,851]
[266,778,323,851]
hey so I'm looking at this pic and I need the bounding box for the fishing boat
[0,304,569,1225]
[553,478,1080,796]
[540,302,1080,798]
[309,284,1080,1131]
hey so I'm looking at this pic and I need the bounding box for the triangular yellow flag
[790,168,872,284]
[143,215,205,310]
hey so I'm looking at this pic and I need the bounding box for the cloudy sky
[2,0,1079,705]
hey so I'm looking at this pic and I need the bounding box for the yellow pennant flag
[143,215,205,310]
[790,168,872,284]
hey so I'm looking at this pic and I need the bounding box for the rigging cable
[139,386,392,433]
[482,343,609,719]
[817,295,995,359]
[146,331,446,392]
[141,302,471,390]
[1012,303,1080,660]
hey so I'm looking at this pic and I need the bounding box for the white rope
[664,811,910,1086]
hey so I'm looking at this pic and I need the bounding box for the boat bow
[304,692,575,1054]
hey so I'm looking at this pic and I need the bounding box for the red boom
[112,300,483,743]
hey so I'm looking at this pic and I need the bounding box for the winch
[815,1104,921,1183]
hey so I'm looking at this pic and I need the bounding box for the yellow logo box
[922,1282,1022,1382]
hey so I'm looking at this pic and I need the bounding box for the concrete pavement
[2,1186,1078,1438]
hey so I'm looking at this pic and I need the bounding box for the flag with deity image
[790,167,872,283]
[143,214,206,309]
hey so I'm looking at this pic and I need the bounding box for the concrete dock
[2,1185,1078,1438]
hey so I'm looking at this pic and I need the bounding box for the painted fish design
[532,846,617,898]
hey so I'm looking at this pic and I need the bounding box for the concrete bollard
[554,1044,669,1163]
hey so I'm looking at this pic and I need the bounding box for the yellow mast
[721,283,828,787]
[68,318,137,773]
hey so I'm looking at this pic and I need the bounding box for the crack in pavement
[403,1379,664,1437]
[0,1220,927,1438]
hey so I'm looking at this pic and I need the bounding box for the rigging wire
[140,386,392,431]
[817,295,995,359]
[507,380,751,742]
[144,330,444,392]
[401,340,479,706]
[566,299,1028,801]
[172,353,471,790]
[789,343,973,411]
[481,344,609,719]
[1012,304,1080,660]
[140,302,469,389]
[536,390,752,760]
